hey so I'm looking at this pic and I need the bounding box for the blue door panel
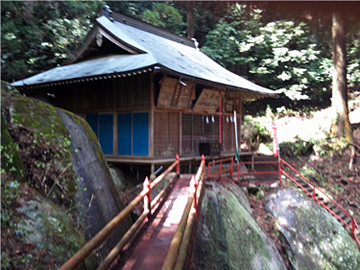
[86,114,99,138]
[118,113,132,155]
[133,113,149,156]
[99,114,113,155]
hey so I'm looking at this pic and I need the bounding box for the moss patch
[194,182,284,270]
[1,92,78,210]
[1,112,25,179]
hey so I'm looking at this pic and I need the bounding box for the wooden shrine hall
[12,6,277,176]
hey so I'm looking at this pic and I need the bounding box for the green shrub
[241,115,271,150]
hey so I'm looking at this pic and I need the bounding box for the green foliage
[280,138,315,157]
[1,113,25,179]
[241,115,271,150]
[347,31,360,88]
[1,1,102,82]
[140,3,186,35]
[280,134,348,158]
[312,137,348,157]
[275,106,315,118]
[1,179,21,227]
[2,93,77,208]
[300,164,324,183]
[202,4,330,102]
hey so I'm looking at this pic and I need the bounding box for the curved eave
[156,65,278,100]
[12,66,155,90]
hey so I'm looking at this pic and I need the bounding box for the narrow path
[119,175,192,270]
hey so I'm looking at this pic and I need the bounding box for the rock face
[17,192,96,269]
[193,181,286,270]
[1,93,132,263]
[1,113,25,179]
[265,188,360,270]
[57,110,132,257]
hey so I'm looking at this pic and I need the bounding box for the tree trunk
[331,11,352,140]
[331,10,355,169]
[187,1,195,39]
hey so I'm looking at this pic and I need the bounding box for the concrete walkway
[121,175,192,270]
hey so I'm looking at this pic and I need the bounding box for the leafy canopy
[1,1,103,82]
[201,4,331,102]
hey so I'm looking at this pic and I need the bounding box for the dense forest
[2,2,360,269]
[2,0,359,152]
[2,1,359,100]
[1,1,360,97]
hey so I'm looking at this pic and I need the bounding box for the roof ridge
[99,5,196,48]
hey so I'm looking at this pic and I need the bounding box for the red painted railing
[206,156,360,248]
[279,158,360,247]
[59,156,180,270]
[162,155,206,270]
[236,160,280,186]
[207,157,233,178]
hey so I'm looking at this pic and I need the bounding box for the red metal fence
[206,156,360,248]
[280,158,360,247]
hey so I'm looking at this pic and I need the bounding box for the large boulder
[1,113,25,180]
[265,188,360,269]
[17,191,97,269]
[193,181,286,270]
[1,92,132,263]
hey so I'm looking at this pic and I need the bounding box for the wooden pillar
[113,79,118,156]
[179,112,182,155]
[238,93,242,151]
[150,163,155,180]
[113,112,118,156]
[149,71,155,157]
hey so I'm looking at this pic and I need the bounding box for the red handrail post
[143,177,151,221]
[202,155,205,177]
[237,162,240,181]
[176,154,180,176]
[352,217,355,239]
[230,158,233,179]
[190,176,198,218]
[313,187,316,200]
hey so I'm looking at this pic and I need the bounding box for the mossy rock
[194,182,286,270]
[265,188,360,270]
[18,191,96,270]
[2,92,132,261]
[1,113,25,180]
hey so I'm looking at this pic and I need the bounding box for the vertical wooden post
[231,158,233,179]
[143,177,151,221]
[207,162,210,178]
[219,91,222,143]
[190,176,197,218]
[176,154,180,176]
[113,112,118,156]
[179,112,182,155]
[219,160,222,180]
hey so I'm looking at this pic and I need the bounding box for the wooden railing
[59,155,180,270]
[162,155,206,270]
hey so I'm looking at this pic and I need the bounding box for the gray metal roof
[12,53,156,87]
[12,15,276,99]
